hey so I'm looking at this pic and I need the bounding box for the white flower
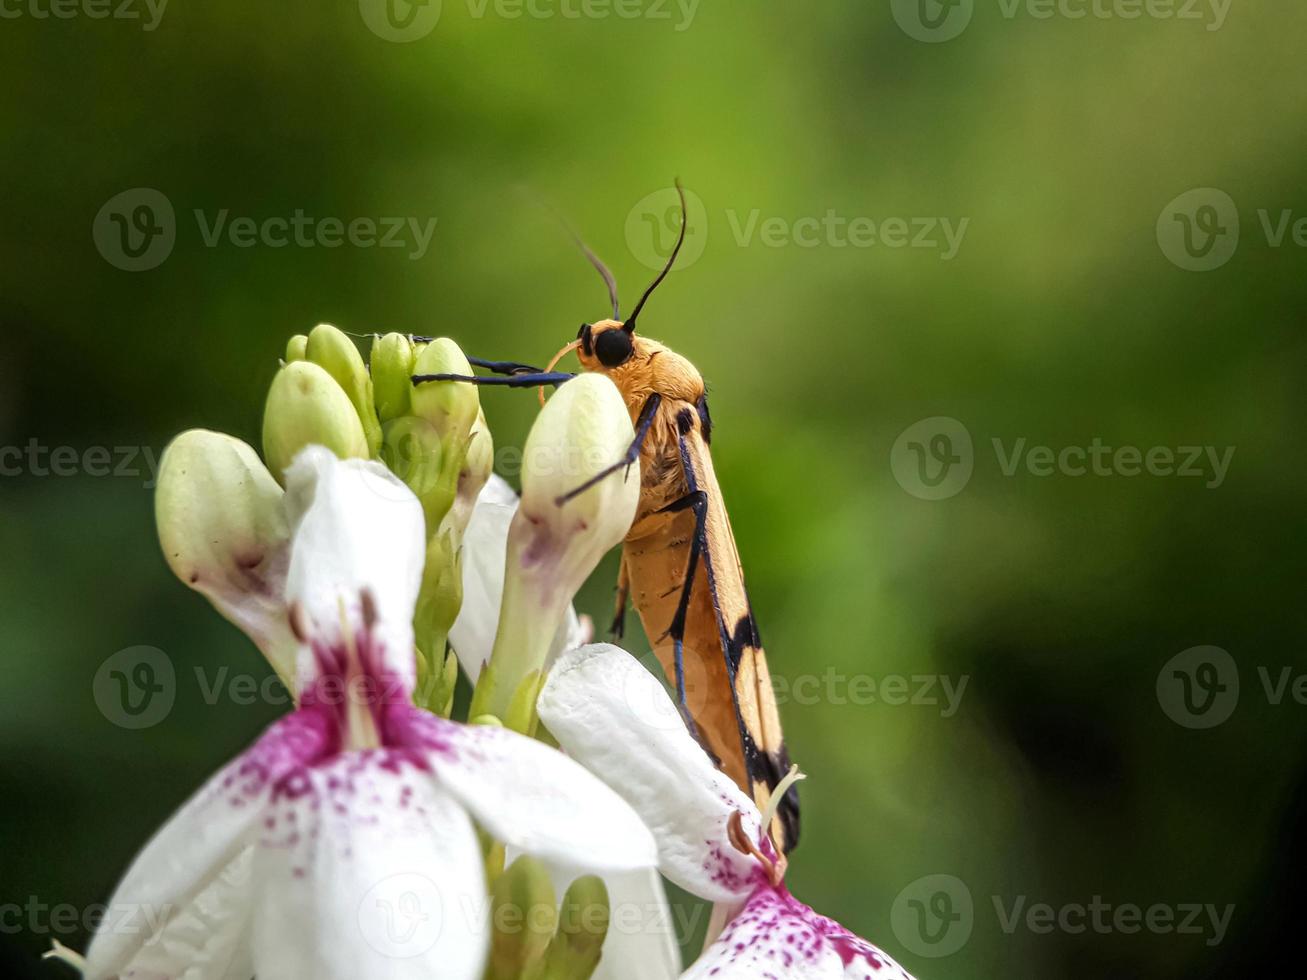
[470,374,638,723]
[449,474,589,682]
[539,645,918,980]
[449,473,678,980]
[85,448,656,980]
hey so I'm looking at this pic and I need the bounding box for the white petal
[85,710,333,979]
[250,750,487,980]
[449,474,584,681]
[284,447,426,689]
[114,850,255,980]
[474,470,519,508]
[538,645,763,902]
[385,704,657,875]
[590,869,682,980]
[682,886,917,980]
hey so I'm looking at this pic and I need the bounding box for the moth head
[576,319,635,370]
[553,179,689,378]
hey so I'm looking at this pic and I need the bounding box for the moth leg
[406,338,546,377]
[370,334,546,377]
[411,371,575,389]
[655,488,710,744]
[554,392,663,505]
[611,552,630,639]
[466,357,547,376]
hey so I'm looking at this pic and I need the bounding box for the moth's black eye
[577,322,594,356]
[594,328,633,368]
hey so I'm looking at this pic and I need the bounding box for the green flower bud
[155,430,297,686]
[262,361,369,485]
[379,415,449,519]
[429,647,460,718]
[413,529,462,668]
[541,876,610,980]
[305,323,382,456]
[486,856,557,980]
[440,406,494,542]
[410,338,480,445]
[385,340,481,531]
[480,827,507,887]
[478,375,638,723]
[505,670,545,737]
[370,332,415,423]
[285,334,308,362]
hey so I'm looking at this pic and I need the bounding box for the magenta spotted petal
[541,645,920,980]
[684,886,915,980]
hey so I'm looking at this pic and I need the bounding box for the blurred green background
[3,2,1305,977]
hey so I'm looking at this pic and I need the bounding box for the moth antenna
[624,178,688,334]
[527,187,621,319]
[572,231,621,321]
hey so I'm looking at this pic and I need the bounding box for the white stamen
[760,765,806,839]
[43,939,87,971]
[340,598,381,750]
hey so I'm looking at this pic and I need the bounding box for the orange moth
[413,183,799,851]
